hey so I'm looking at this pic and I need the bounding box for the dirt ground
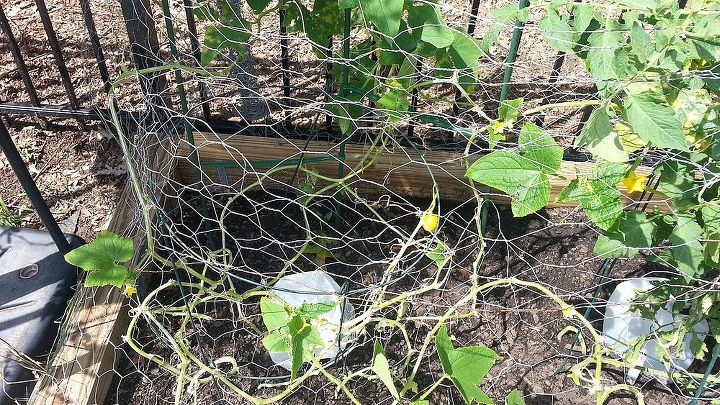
[0,0,129,238]
[100,193,699,405]
[0,1,691,404]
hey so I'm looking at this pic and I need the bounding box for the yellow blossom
[622,171,647,194]
[123,285,137,297]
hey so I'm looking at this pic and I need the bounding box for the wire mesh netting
[6,0,720,404]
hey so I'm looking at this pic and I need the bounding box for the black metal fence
[0,0,593,140]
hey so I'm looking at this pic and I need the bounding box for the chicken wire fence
[4,0,719,403]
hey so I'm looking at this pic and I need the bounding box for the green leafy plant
[65,230,135,288]
[435,324,497,404]
[371,324,524,405]
[195,0,487,135]
[0,197,23,226]
[468,0,720,386]
[466,122,563,217]
[260,295,338,379]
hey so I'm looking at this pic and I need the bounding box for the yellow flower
[421,212,439,232]
[491,120,509,134]
[123,285,137,297]
[622,171,647,194]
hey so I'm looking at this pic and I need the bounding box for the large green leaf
[408,4,454,48]
[466,151,551,217]
[377,20,417,65]
[448,31,482,74]
[518,122,563,174]
[84,265,131,287]
[571,4,595,33]
[65,230,134,287]
[593,234,639,259]
[630,22,654,64]
[436,325,496,405]
[575,107,629,162]
[298,301,338,318]
[261,296,290,331]
[467,124,562,217]
[670,215,704,279]
[556,163,626,230]
[539,8,577,53]
[585,24,623,94]
[372,342,400,400]
[702,204,720,234]
[613,211,657,248]
[625,92,687,151]
[360,0,403,36]
[65,230,133,271]
[656,160,696,207]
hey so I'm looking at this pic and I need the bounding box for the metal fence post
[0,5,47,127]
[119,0,171,124]
[34,0,85,130]
[0,120,71,254]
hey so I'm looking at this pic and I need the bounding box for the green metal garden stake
[334,8,352,230]
[480,0,530,235]
[689,343,720,405]
[498,0,530,106]
[160,0,201,185]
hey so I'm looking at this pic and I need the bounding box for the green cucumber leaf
[298,301,338,318]
[506,389,527,405]
[612,211,657,248]
[65,230,134,287]
[466,151,551,217]
[518,122,563,174]
[436,325,496,405]
[408,4,454,48]
[498,97,523,122]
[594,234,639,259]
[84,265,132,287]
